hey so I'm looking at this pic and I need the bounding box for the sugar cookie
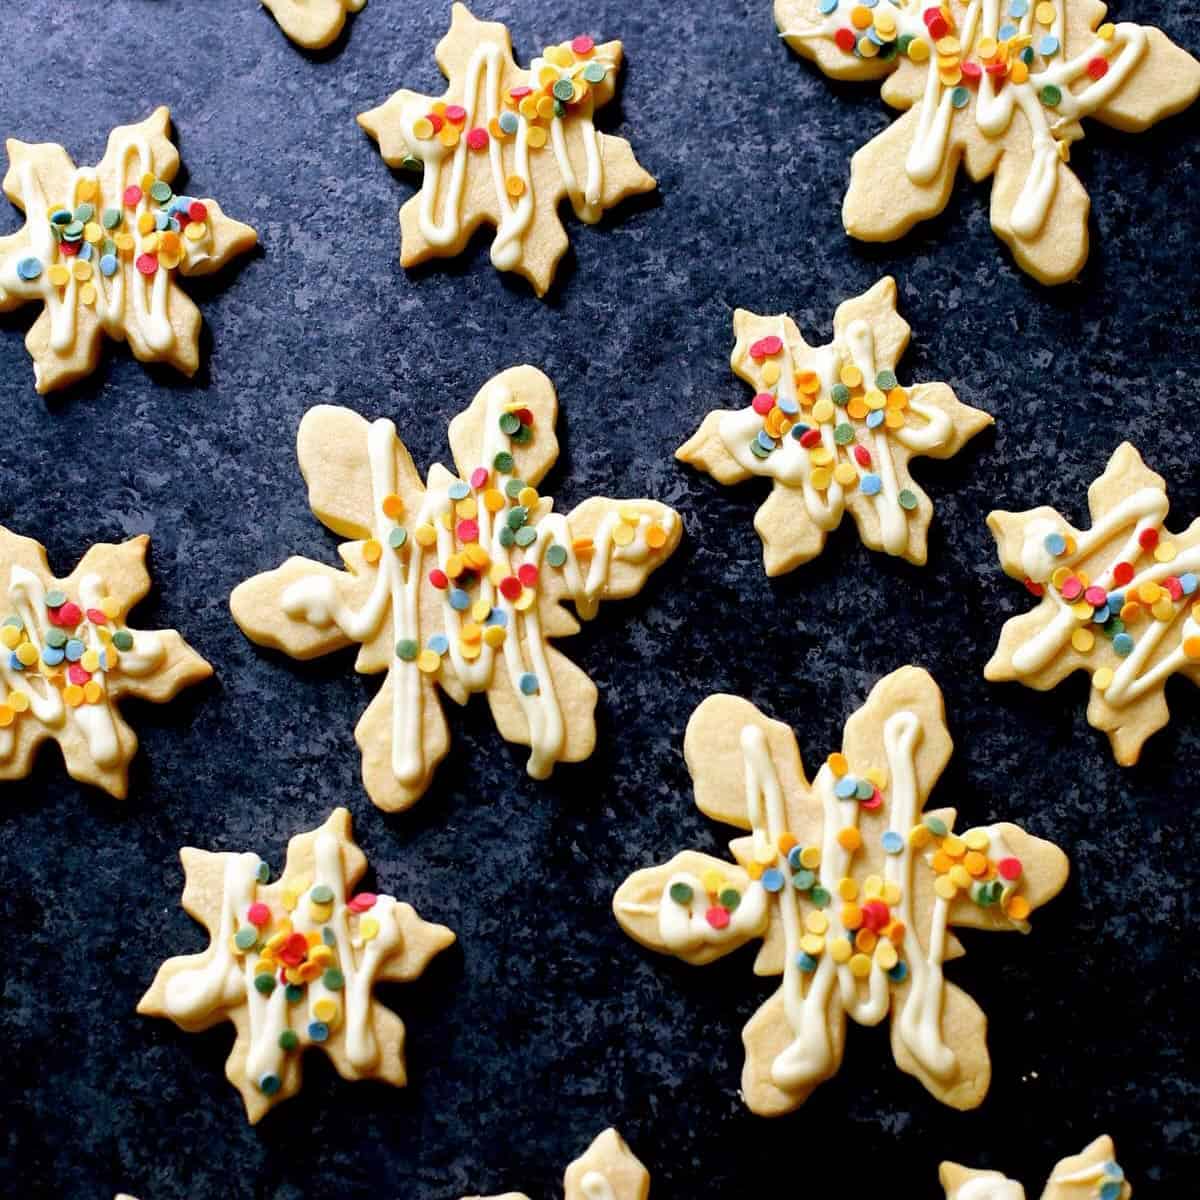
[0,526,211,798]
[358,4,656,296]
[464,1128,649,1200]
[230,366,682,812]
[941,1134,1131,1199]
[986,441,1200,765]
[0,107,257,393]
[262,0,364,49]
[677,276,991,575]
[137,807,455,1123]
[614,666,1069,1115]
[776,0,1200,284]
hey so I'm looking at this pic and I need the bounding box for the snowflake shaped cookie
[986,442,1200,765]
[138,807,455,1122]
[0,107,256,393]
[357,3,656,295]
[262,0,365,49]
[614,666,1069,1115]
[231,366,682,812]
[464,1128,650,1200]
[677,277,991,575]
[942,1135,1131,1199]
[0,526,211,798]
[776,0,1200,283]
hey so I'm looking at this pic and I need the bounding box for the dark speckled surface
[2,1,1199,1197]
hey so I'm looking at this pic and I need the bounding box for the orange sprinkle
[836,826,862,853]
[362,539,382,564]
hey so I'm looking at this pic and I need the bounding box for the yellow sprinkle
[936,35,960,55]
[82,679,104,706]
[837,877,858,901]
[908,38,930,63]
[865,767,888,790]
[811,398,836,424]
[362,539,382,565]
[412,117,434,140]
[6,691,29,713]
[1070,600,1095,621]
[833,462,858,488]
[838,364,862,388]
[309,900,333,923]
[1071,628,1095,653]
[461,622,483,646]
[938,67,962,87]
[0,627,19,650]
[185,221,208,242]
[470,598,491,623]
[977,36,998,58]
[810,467,832,492]
[115,232,134,253]
[934,876,958,901]
[862,875,883,900]
[800,933,826,956]
[64,684,85,708]
[137,211,156,235]
[1010,60,1029,85]
[964,829,990,852]
[1152,597,1176,622]
[281,888,298,912]
[309,945,335,967]
[701,869,724,895]
[483,625,506,648]
[415,524,437,547]
[445,553,465,579]
[506,174,527,198]
[848,953,872,979]
[527,125,548,150]
[830,939,853,965]
[360,915,380,942]
[1035,2,1055,25]
[1154,541,1178,563]
[140,172,156,191]
[761,360,780,387]
[73,261,93,282]
[417,649,441,674]
[882,882,902,907]
[612,523,635,547]
[77,178,98,202]
[805,911,829,935]
[313,997,339,1024]
[799,846,821,870]
[83,222,103,244]
[949,865,973,890]
[1093,666,1115,690]
[874,940,899,971]
[1007,895,1032,921]
[16,642,38,667]
[1098,22,1115,39]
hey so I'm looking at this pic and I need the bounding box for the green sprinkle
[925,816,948,837]
[150,180,172,203]
[514,526,536,547]
[498,527,515,548]
[897,33,914,55]
[1105,617,1126,637]
[511,424,533,445]
[792,869,815,891]
[388,526,407,549]
[879,39,899,61]
[750,440,770,460]
[669,881,693,905]
[256,861,270,884]
[396,639,418,661]
[45,589,67,608]
[1039,84,1062,107]
[951,86,970,109]
[322,927,337,947]
[810,886,831,909]
[254,973,276,995]
[718,888,741,911]
[553,78,574,101]
[493,451,514,474]
[234,927,257,951]
[505,478,525,499]
[279,1029,299,1051]
[507,507,527,530]
[831,383,851,405]
[834,423,855,445]
[1,615,20,629]
[74,203,95,223]
[101,238,117,257]
[898,489,918,511]
[64,220,84,239]
[499,412,521,435]
[875,369,897,391]
[310,884,334,904]
[112,630,134,651]
[546,544,567,567]
[553,99,567,118]
[101,207,122,230]
[583,62,606,83]
[400,155,423,172]
[322,967,345,991]
[285,984,304,1004]
[45,629,67,649]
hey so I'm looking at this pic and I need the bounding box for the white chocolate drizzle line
[161,826,404,1088]
[780,2,1148,239]
[400,44,612,270]
[280,381,674,786]
[0,131,216,367]
[717,316,952,555]
[1013,486,1200,706]
[0,567,163,765]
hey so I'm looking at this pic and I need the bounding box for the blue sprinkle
[881,831,904,855]
[427,633,450,655]
[1181,573,1197,595]
[861,474,882,496]
[448,481,470,500]
[762,868,785,893]
[1044,532,1066,556]
[790,423,810,441]
[99,254,118,277]
[787,845,804,870]
[65,639,85,662]
[485,608,507,627]
[998,22,1017,39]
[41,647,65,667]
[862,0,877,6]
[834,776,858,800]
[448,588,470,611]
[1103,1164,1125,1180]
[951,86,970,109]
[1021,45,1035,64]
[756,430,777,451]
[307,1021,329,1043]
[797,951,819,973]
[888,961,909,983]
[867,27,884,45]
[855,779,874,801]
[1107,592,1125,611]
[1039,35,1059,55]
[79,243,94,262]
[169,217,181,233]
[1113,632,1135,657]
[17,256,43,281]
[519,672,539,696]
[777,396,799,416]
[1091,604,1110,625]
[865,410,884,429]
[1099,1185,1121,1200]
[498,110,519,135]
[818,0,838,11]
[9,652,23,672]
[154,210,169,230]
[258,1073,281,1096]
[1008,0,1028,14]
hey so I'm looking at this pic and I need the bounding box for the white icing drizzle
[162,826,405,1088]
[956,1178,1025,1200]
[1010,485,1200,707]
[579,1173,617,1200]
[280,384,675,786]
[0,129,216,370]
[716,316,952,554]
[399,43,613,269]
[0,566,163,766]
[780,3,1150,238]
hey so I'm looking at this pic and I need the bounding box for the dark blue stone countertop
[1,1,1197,1197]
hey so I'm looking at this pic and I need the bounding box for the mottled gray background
[1,0,1198,1196]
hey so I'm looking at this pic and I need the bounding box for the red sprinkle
[862,900,890,931]
[1084,586,1108,607]
[470,467,490,489]
[1023,577,1046,598]
[500,575,523,601]
[924,11,949,38]
[428,112,445,133]
[136,253,158,276]
[60,240,80,257]
[1061,576,1083,601]
[705,906,730,930]
[853,444,872,467]
[466,126,489,150]
[52,601,82,628]
[445,104,467,124]
[1086,56,1109,79]
[834,27,857,52]
[800,429,822,449]
[514,407,534,426]
[985,61,1007,76]
[510,86,533,99]
[457,519,480,544]
[1138,527,1159,551]
[752,392,776,415]
[429,568,449,589]
[998,857,1023,881]
[518,564,539,588]
[247,902,271,927]
[861,789,883,811]
[123,185,143,207]
[571,35,595,55]
[749,335,783,360]
[1113,561,1134,585]
[961,61,982,82]
[347,892,377,913]
[1165,576,1184,601]
[188,200,207,223]
[86,608,108,625]
[280,933,310,966]
[68,664,91,686]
